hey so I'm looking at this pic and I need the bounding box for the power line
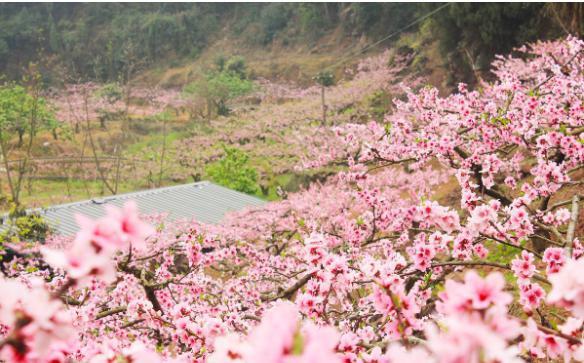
[322,3,452,73]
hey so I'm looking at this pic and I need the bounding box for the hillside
[0,2,580,210]
[0,3,578,86]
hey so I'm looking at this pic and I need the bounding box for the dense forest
[0,3,579,85]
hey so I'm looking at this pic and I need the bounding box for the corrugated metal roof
[13,181,266,236]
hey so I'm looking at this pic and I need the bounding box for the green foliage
[0,83,56,143]
[0,4,221,80]
[485,239,518,265]
[205,146,260,195]
[313,71,335,88]
[423,3,560,86]
[225,56,248,80]
[348,3,383,32]
[214,55,227,73]
[213,55,248,79]
[95,82,122,104]
[0,204,50,244]
[0,39,8,59]
[346,3,418,36]
[367,90,391,119]
[13,213,49,241]
[141,12,183,62]
[258,3,292,44]
[0,3,568,84]
[298,4,330,39]
[183,59,253,117]
[200,72,252,113]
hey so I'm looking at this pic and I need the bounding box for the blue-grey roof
[19,181,266,236]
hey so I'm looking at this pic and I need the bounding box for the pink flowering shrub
[0,36,583,362]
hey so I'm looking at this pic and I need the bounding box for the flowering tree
[176,48,420,181]
[0,36,583,362]
[50,84,186,131]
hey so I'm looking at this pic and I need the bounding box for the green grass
[125,130,188,155]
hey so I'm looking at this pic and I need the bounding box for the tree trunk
[0,133,18,205]
[321,86,327,125]
[18,129,24,147]
[158,117,167,187]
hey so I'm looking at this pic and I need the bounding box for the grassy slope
[137,28,376,88]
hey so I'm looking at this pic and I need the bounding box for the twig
[481,232,543,259]
[121,318,145,329]
[96,306,127,320]
[263,272,314,301]
[536,323,582,345]
[546,196,582,212]
[404,260,550,285]
[530,49,583,92]
[243,314,261,322]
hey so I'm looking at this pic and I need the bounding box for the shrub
[0,204,50,244]
[183,65,253,117]
[205,146,260,195]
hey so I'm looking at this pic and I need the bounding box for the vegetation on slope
[0,3,580,85]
